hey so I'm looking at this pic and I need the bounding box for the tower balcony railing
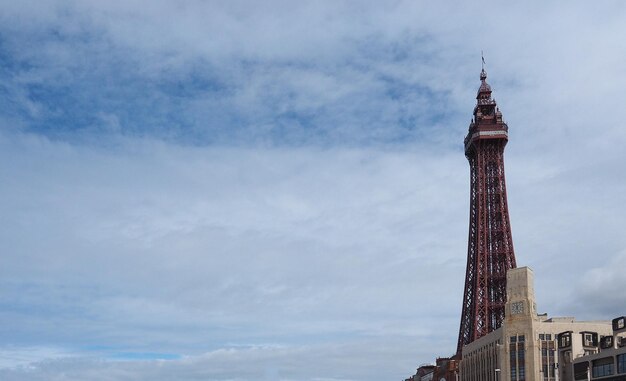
[478,98,497,106]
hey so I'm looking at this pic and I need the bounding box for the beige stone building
[570,316,626,381]
[460,267,613,381]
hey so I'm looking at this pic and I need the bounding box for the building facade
[570,316,626,381]
[405,364,436,381]
[460,267,613,381]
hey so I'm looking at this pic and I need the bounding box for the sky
[1,1,626,380]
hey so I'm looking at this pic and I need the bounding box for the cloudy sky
[1,1,626,380]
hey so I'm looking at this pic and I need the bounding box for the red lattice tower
[456,68,517,355]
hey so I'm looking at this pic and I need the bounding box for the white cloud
[0,340,438,381]
[0,131,466,379]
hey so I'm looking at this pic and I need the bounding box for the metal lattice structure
[456,68,517,355]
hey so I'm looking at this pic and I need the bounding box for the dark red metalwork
[456,68,517,355]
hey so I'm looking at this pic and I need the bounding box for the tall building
[404,67,624,381]
[457,67,517,355]
[454,68,620,381]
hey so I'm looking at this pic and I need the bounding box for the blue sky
[1,1,626,380]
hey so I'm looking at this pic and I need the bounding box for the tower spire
[456,67,516,356]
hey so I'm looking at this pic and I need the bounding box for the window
[539,334,545,340]
[546,334,552,340]
[614,317,625,330]
[541,363,557,380]
[560,334,571,348]
[600,335,614,349]
[583,332,596,347]
[592,357,614,378]
[540,337,557,380]
[618,354,626,374]
[510,335,527,381]
[574,362,589,381]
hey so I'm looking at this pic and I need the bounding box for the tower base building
[460,267,616,381]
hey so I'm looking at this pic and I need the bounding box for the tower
[456,68,517,355]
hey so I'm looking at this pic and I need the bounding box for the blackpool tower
[456,67,517,355]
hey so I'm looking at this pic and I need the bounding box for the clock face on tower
[511,302,524,315]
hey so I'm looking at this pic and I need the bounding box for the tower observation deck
[456,68,517,355]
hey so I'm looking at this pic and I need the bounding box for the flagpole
[481,51,485,70]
